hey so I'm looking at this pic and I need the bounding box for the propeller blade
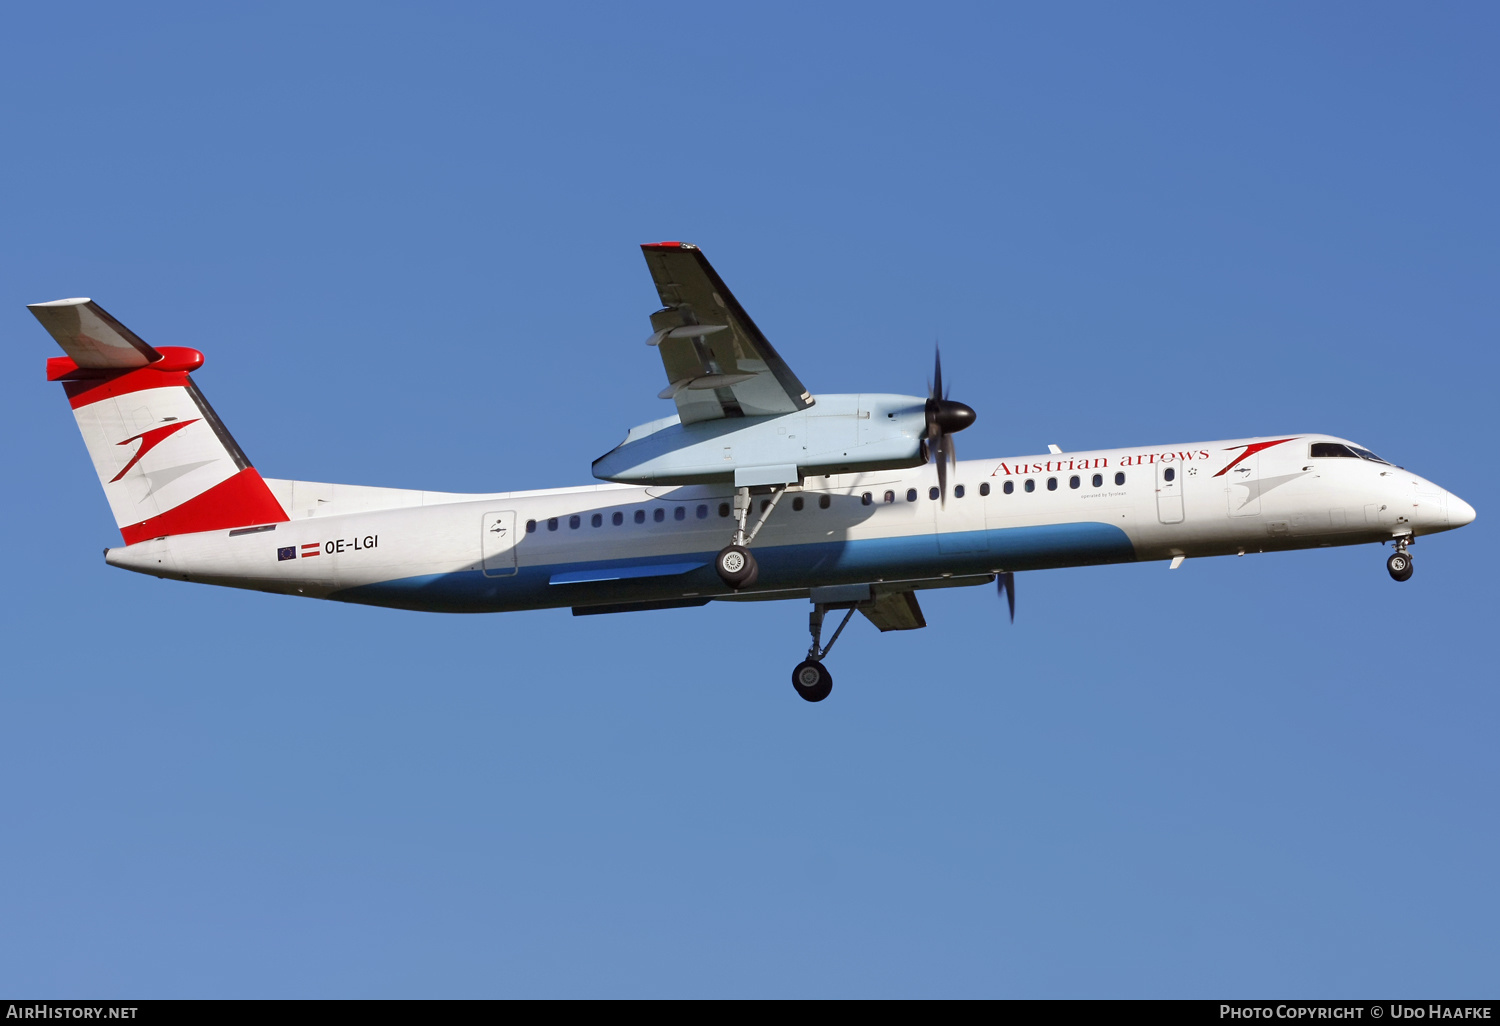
[935,437,948,506]
[932,346,943,403]
[997,571,1015,623]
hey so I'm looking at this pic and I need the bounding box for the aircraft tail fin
[31,298,289,544]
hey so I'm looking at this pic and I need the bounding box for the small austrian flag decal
[277,546,295,561]
[300,542,321,558]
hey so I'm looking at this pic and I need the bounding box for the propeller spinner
[924,346,976,506]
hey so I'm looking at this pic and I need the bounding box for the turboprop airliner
[31,242,1476,702]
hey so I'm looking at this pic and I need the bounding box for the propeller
[925,346,976,506]
[997,571,1015,623]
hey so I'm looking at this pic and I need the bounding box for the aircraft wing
[641,242,815,425]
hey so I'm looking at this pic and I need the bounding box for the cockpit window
[1349,446,1390,465]
[1311,441,1391,464]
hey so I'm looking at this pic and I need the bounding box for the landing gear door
[1225,454,1261,517]
[1156,462,1184,524]
[482,511,519,577]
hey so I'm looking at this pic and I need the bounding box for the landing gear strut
[1387,537,1414,582]
[792,602,857,703]
[714,485,786,590]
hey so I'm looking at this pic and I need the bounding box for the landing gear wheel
[715,545,759,589]
[792,659,833,703]
[1387,551,1414,582]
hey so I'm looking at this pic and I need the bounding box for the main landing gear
[714,485,787,590]
[1387,536,1414,582]
[792,602,857,703]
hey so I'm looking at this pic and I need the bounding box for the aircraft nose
[1448,492,1476,528]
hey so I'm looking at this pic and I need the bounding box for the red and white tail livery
[32,299,287,544]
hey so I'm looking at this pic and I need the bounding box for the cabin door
[482,511,519,577]
[1156,461,1184,524]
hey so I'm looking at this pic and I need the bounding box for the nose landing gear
[1387,537,1414,582]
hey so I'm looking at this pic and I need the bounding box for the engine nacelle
[591,394,928,486]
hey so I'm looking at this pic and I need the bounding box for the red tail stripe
[64,366,194,409]
[119,468,289,545]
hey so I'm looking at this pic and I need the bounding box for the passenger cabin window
[612,512,623,526]
[928,486,939,500]
[1115,472,1126,486]
[719,503,730,518]
[954,484,965,498]
[526,519,536,533]
[1024,479,1035,493]
[979,482,990,496]
[674,506,686,521]
[653,508,665,523]
[907,488,918,502]
[819,494,831,509]
[1047,478,1057,491]
[1163,467,1175,482]
[547,517,558,531]
[591,513,602,527]
[1069,475,1080,489]
[1092,474,1103,488]
[569,515,580,529]
[861,492,872,505]
[792,496,804,511]
[635,510,646,524]
[697,504,708,519]
[1003,481,1014,494]
[884,490,895,504]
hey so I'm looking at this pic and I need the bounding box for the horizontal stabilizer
[28,298,161,369]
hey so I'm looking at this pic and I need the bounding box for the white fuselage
[105,433,1474,613]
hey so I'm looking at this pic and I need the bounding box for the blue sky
[2,2,1495,997]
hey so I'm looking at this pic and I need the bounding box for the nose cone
[1448,492,1476,528]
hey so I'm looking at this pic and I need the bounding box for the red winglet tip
[643,240,685,249]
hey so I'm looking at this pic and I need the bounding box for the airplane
[30,241,1477,702]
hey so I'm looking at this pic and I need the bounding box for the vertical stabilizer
[31,298,289,543]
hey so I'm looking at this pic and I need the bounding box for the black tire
[715,545,759,589]
[792,659,833,703]
[1387,551,1414,582]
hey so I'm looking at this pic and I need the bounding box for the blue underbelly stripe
[549,561,706,584]
[330,521,1134,612]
